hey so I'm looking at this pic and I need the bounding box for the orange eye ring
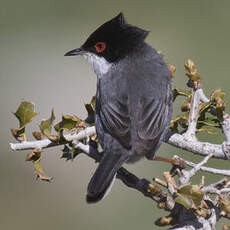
[95,42,106,53]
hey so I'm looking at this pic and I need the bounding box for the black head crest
[113,12,126,25]
[81,13,149,62]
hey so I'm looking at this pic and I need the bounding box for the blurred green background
[1,0,230,229]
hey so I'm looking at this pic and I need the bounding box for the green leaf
[85,96,96,124]
[176,184,204,208]
[174,194,194,209]
[169,113,189,132]
[54,115,80,132]
[219,196,230,214]
[61,145,82,161]
[11,127,26,142]
[181,96,191,112]
[25,149,41,161]
[32,131,46,140]
[196,128,217,134]
[197,117,220,128]
[39,109,56,136]
[184,59,200,81]
[173,88,191,101]
[26,149,52,182]
[13,101,38,128]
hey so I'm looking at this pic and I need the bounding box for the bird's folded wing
[99,99,131,149]
[137,85,172,154]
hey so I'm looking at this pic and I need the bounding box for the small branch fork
[9,60,230,229]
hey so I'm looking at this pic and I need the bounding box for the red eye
[95,42,106,53]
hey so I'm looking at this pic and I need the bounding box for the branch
[173,155,230,177]
[10,126,229,160]
[167,133,226,159]
[10,126,96,151]
[184,89,207,140]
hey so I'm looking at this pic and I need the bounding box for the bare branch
[167,134,226,159]
[184,89,204,140]
[9,126,96,151]
[173,155,230,177]
[189,153,213,177]
[175,154,213,186]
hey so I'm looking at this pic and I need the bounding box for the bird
[65,13,173,203]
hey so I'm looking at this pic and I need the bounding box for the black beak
[64,48,84,56]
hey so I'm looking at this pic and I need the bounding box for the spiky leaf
[13,101,38,128]
[173,88,191,101]
[219,195,230,214]
[39,109,56,136]
[32,131,46,140]
[61,145,82,161]
[54,115,80,132]
[85,96,96,124]
[175,184,204,209]
[174,194,194,209]
[11,127,26,142]
[26,149,52,182]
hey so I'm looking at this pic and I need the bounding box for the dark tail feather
[87,152,127,203]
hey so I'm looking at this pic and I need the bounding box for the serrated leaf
[210,88,225,101]
[11,127,26,142]
[85,96,96,124]
[174,194,194,209]
[181,96,191,112]
[39,109,56,136]
[173,88,191,101]
[13,101,38,128]
[197,117,220,128]
[28,149,52,182]
[47,135,59,142]
[210,88,226,121]
[26,149,41,161]
[199,102,212,116]
[184,60,200,89]
[177,184,204,208]
[61,145,82,161]
[185,72,200,81]
[54,115,80,132]
[32,131,46,140]
[219,195,230,214]
[195,208,208,217]
[170,113,189,132]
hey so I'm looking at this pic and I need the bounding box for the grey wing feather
[137,84,172,157]
[99,99,131,149]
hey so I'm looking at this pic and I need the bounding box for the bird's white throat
[83,52,112,76]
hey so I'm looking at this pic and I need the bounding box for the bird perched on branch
[65,13,173,203]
